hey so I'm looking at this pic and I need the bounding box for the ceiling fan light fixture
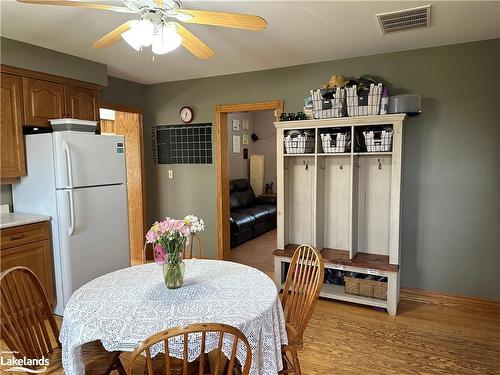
[121,21,141,51]
[135,18,155,46]
[152,23,182,55]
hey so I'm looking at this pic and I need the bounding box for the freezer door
[56,184,130,311]
[53,132,126,188]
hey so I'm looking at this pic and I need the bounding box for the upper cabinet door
[65,85,98,121]
[1,73,26,178]
[23,77,65,126]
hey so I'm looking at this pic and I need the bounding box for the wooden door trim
[100,103,147,262]
[215,100,283,260]
[0,64,103,91]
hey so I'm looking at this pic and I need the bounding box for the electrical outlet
[168,170,173,179]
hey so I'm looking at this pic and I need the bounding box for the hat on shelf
[322,74,349,89]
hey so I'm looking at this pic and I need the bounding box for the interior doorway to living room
[214,101,282,276]
[227,110,278,276]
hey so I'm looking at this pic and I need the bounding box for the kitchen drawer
[0,222,50,249]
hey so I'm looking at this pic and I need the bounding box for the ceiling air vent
[376,5,431,34]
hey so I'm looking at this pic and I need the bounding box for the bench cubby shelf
[274,114,406,315]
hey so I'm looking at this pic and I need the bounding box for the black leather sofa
[230,179,277,247]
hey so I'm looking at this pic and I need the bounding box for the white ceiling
[1,1,499,84]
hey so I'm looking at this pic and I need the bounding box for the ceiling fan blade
[175,9,267,31]
[174,23,215,59]
[16,0,134,13]
[93,21,133,48]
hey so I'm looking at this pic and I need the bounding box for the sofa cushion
[235,189,255,208]
[230,193,242,211]
[252,204,277,217]
[230,211,256,230]
[244,207,271,223]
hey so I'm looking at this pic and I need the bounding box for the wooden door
[0,240,55,305]
[23,77,65,126]
[115,111,146,262]
[1,73,26,178]
[65,85,98,121]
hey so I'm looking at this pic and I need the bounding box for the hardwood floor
[228,229,276,277]
[2,231,498,374]
[228,230,500,374]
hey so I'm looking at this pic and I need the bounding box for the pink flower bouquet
[145,215,204,288]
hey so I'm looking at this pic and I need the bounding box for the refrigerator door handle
[63,140,74,188]
[68,189,76,236]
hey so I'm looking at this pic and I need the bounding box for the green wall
[145,39,500,299]
[100,76,146,109]
[1,37,107,86]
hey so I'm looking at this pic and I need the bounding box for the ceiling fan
[16,0,267,58]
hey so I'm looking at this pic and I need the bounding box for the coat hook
[320,165,326,170]
[303,160,309,170]
[378,158,382,170]
[339,163,343,170]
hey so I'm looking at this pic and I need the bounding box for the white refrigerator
[13,132,130,316]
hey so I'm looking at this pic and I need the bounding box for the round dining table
[60,259,288,375]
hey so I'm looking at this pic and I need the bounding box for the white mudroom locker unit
[273,114,406,315]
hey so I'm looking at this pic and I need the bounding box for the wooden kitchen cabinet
[21,76,99,127]
[65,85,98,121]
[0,221,55,305]
[22,77,65,127]
[0,73,26,178]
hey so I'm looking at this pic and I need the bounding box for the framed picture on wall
[242,134,249,145]
[232,119,240,131]
[233,135,241,153]
[242,118,250,131]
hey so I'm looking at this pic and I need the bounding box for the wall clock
[180,106,194,123]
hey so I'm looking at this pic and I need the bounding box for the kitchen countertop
[0,212,51,229]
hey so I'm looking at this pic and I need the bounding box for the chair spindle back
[281,245,324,344]
[127,323,251,375]
[0,266,60,361]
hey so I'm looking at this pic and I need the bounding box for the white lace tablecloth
[60,260,287,375]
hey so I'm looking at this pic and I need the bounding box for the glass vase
[163,257,185,289]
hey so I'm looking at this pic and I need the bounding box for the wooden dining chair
[279,245,324,375]
[143,233,202,263]
[143,240,154,263]
[183,233,203,259]
[0,266,126,375]
[127,323,252,375]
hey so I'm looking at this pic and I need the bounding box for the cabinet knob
[10,234,24,241]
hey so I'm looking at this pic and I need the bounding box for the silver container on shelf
[388,94,421,115]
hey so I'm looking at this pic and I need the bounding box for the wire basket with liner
[319,128,351,153]
[284,129,315,154]
[346,83,384,117]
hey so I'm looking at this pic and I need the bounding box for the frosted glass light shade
[152,23,182,55]
[122,19,154,50]
[135,19,154,47]
[121,21,141,51]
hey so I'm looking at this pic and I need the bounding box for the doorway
[99,102,147,264]
[215,100,283,261]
